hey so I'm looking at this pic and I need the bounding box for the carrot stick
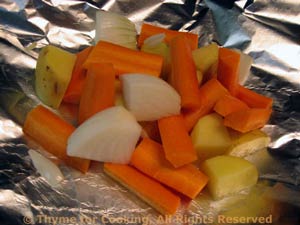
[158,115,197,167]
[23,105,90,173]
[138,23,199,50]
[214,94,249,117]
[169,35,201,109]
[82,41,163,77]
[183,78,229,131]
[130,138,208,199]
[78,63,116,124]
[104,163,180,215]
[63,46,93,104]
[236,85,273,109]
[224,108,272,133]
[217,47,240,95]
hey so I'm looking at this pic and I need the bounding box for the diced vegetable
[83,41,163,77]
[35,45,76,108]
[227,129,271,157]
[201,155,258,199]
[104,163,181,215]
[236,85,273,109]
[236,50,253,84]
[224,108,272,133]
[28,149,64,187]
[217,47,240,95]
[192,43,219,82]
[23,105,90,173]
[138,23,198,50]
[158,115,197,167]
[78,63,116,124]
[120,74,181,121]
[141,36,171,79]
[130,138,208,199]
[95,11,137,49]
[214,94,249,117]
[63,46,93,104]
[67,106,141,164]
[191,113,232,161]
[183,78,229,131]
[169,35,201,109]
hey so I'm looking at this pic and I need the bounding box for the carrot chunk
[217,47,240,95]
[214,94,249,117]
[169,35,201,109]
[104,163,180,215]
[236,85,273,108]
[78,63,116,124]
[183,78,229,131]
[63,46,93,104]
[83,41,163,77]
[23,105,90,173]
[158,115,197,167]
[138,23,198,50]
[224,108,272,133]
[130,138,208,199]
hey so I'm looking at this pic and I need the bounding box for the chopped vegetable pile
[24,10,274,216]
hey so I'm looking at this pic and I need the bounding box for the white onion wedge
[95,11,137,49]
[67,106,142,164]
[144,33,166,47]
[120,74,181,121]
[234,49,253,84]
[28,150,64,187]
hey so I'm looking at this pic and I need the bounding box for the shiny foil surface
[0,0,300,224]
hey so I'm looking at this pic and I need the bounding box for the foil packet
[0,0,299,224]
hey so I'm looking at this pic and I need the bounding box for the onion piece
[67,106,142,164]
[95,11,137,49]
[28,150,64,187]
[120,73,181,121]
[143,33,166,47]
[234,49,253,85]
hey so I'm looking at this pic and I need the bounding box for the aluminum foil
[0,0,300,224]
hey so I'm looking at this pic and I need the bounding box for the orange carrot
[224,108,272,133]
[138,23,199,50]
[78,63,116,124]
[214,94,249,117]
[82,41,163,77]
[183,78,229,131]
[130,138,208,199]
[170,35,201,109]
[217,47,240,95]
[158,115,197,167]
[23,105,90,173]
[63,46,93,104]
[236,85,273,108]
[104,163,180,215]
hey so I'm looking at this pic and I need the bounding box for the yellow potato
[227,129,271,157]
[191,113,232,161]
[35,45,76,108]
[201,155,258,199]
[192,42,218,81]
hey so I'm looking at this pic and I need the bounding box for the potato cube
[35,45,76,108]
[201,155,258,199]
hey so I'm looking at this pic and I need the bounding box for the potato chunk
[191,113,231,161]
[201,155,258,199]
[227,129,271,157]
[35,45,76,108]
